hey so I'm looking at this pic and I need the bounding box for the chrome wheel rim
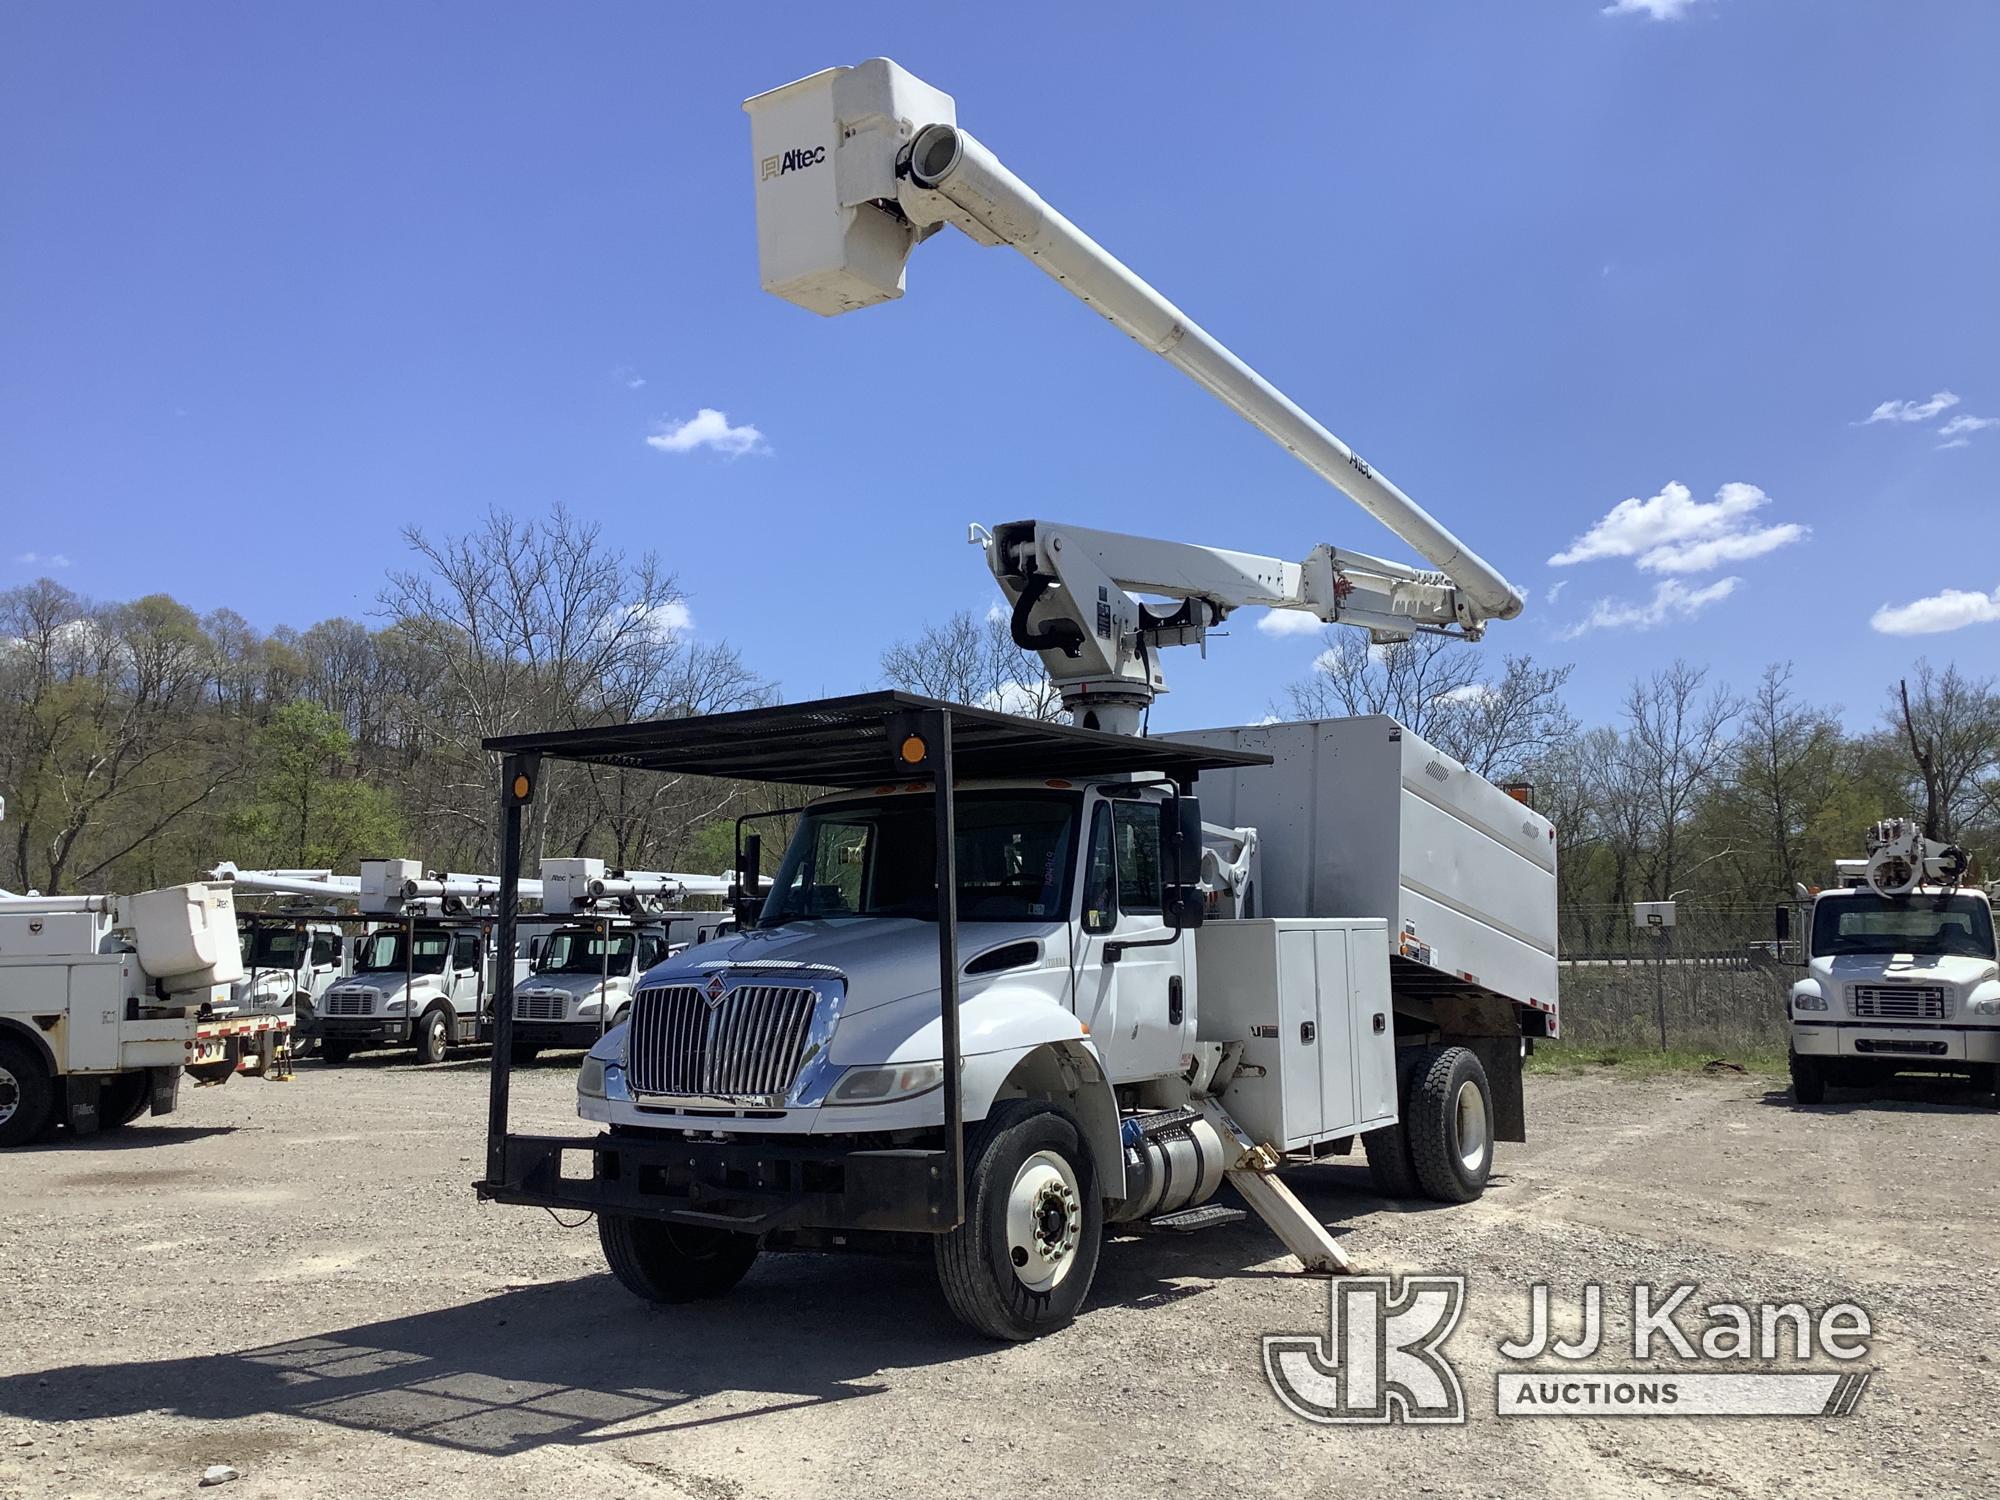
[0,1065,18,1127]
[1455,1079,1488,1173]
[1004,1149,1082,1293]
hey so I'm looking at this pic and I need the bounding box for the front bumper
[510,1021,611,1050]
[319,1017,415,1045]
[1792,1022,2000,1065]
[476,1130,952,1235]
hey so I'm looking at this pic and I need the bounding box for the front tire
[0,1039,57,1148]
[415,1008,451,1065]
[321,1039,356,1064]
[598,1213,759,1303]
[1407,1046,1494,1203]
[1789,1047,1826,1106]
[934,1099,1103,1341]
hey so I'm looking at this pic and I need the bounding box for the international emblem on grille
[704,973,728,1008]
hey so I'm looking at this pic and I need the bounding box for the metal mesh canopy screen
[482,690,1270,788]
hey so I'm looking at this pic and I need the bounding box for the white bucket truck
[0,880,250,1146]
[475,59,1554,1340]
[1784,819,1999,1104]
[509,859,731,1062]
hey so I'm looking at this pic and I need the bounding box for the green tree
[226,702,402,869]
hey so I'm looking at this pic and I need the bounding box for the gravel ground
[3,1052,1997,1499]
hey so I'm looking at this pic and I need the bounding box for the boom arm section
[980,519,1464,731]
[745,60,1526,633]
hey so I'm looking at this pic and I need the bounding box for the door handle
[1168,975,1184,1027]
[1300,1021,1316,1044]
[1373,1013,1387,1033]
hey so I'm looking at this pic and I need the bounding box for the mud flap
[1449,1035,1526,1143]
[149,1065,181,1118]
[64,1075,103,1137]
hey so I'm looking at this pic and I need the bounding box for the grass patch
[1526,1042,1787,1078]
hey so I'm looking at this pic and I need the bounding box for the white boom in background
[745,59,1524,732]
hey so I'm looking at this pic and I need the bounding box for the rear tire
[1789,1047,1826,1106]
[599,1214,760,1303]
[934,1099,1103,1341]
[99,1072,153,1129]
[1407,1046,1494,1203]
[0,1039,57,1148]
[415,1008,451,1065]
[1363,1048,1423,1199]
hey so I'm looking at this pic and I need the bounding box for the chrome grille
[628,981,817,1100]
[322,990,375,1017]
[1850,984,1950,1021]
[515,993,568,1022]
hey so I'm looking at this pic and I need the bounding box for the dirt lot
[4,1053,1998,1500]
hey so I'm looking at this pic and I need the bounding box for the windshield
[536,929,644,975]
[240,928,305,968]
[1811,894,1996,959]
[353,929,450,974]
[762,792,1080,925]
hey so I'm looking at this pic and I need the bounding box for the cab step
[1149,1203,1247,1233]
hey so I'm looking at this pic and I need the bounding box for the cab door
[449,930,483,1018]
[1073,793,1192,1084]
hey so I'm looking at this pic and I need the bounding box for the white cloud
[1561,577,1740,638]
[1602,0,1706,17]
[619,599,693,639]
[1256,609,1326,638]
[14,551,73,569]
[977,681,1051,717]
[1861,390,1960,425]
[1549,481,1806,574]
[1545,579,1568,605]
[1936,413,1999,450]
[985,602,1009,624]
[1869,584,2000,636]
[1434,682,1495,705]
[646,408,767,458]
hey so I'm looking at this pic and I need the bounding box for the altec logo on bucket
[760,145,828,181]
[1264,1278,1874,1424]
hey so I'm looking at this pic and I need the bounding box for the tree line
[3,505,1995,910]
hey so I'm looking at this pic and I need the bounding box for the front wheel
[415,1008,451,1066]
[1406,1046,1494,1203]
[934,1100,1103,1341]
[599,1213,760,1303]
[321,1039,356,1065]
[1789,1047,1826,1106]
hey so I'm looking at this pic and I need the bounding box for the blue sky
[4,2,1996,734]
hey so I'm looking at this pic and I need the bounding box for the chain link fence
[1554,904,1793,1054]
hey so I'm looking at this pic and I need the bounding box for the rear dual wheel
[1364,1045,1494,1204]
[0,1039,56,1148]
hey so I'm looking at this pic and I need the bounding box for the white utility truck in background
[217,860,537,1065]
[508,858,731,1063]
[220,908,348,1069]
[472,59,1558,1342]
[1784,819,1999,1105]
[0,880,249,1146]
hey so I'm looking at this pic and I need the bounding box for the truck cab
[1788,884,2000,1103]
[509,922,684,1061]
[228,921,346,1064]
[317,922,490,1065]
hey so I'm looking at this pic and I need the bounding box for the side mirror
[1774,905,1790,943]
[1160,792,1206,931]
[731,833,764,930]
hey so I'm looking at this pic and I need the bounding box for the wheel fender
[959,1039,1124,1200]
[0,1017,58,1078]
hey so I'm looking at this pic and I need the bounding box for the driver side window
[451,931,480,976]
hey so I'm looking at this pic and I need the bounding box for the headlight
[579,1056,608,1098]
[1972,999,2000,1017]
[1793,994,1828,1013]
[826,1062,944,1105]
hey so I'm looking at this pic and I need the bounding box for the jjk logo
[761,144,827,181]
[1264,1276,1466,1424]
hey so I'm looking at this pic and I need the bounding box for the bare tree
[1724,663,1845,895]
[880,611,1063,720]
[1617,661,1741,900]
[1892,660,2000,842]
[1280,632,1574,778]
